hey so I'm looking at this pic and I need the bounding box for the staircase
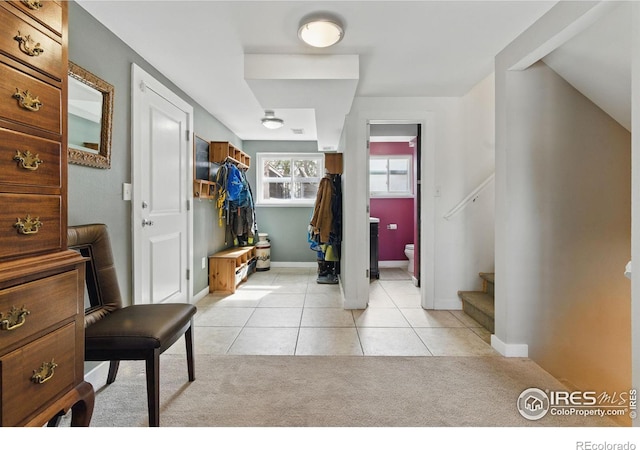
[458,272,494,333]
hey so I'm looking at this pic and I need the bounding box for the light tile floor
[166,267,497,357]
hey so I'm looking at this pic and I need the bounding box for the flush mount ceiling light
[261,110,284,129]
[298,15,344,48]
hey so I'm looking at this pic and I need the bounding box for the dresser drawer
[0,270,77,351]
[7,1,62,37]
[1,322,75,426]
[0,193,61,259]
[0,5,62,81]
[0,62,61,135]
[0,127,61,191]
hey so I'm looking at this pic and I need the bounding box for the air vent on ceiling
[291,128,304,135]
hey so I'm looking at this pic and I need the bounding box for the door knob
[142,219,154,227]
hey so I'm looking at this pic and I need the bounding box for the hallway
[167,267,496,357]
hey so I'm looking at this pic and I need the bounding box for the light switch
[123,183,132,201]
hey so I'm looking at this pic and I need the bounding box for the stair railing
[443,173,495,220]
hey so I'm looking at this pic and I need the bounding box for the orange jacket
[310,177,333,244]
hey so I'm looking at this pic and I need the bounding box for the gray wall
[498,60,631,399]
[68,2,239,301]
[242,141,319,264]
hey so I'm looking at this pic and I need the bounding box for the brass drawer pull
[14,150,43,171]
[14,31,44,57]
[0,305,30,331]
[21,0,43,10]
[31,359,57,384]
[14,215,42,235]
[12,89,42,112]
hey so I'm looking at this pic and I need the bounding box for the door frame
[366,117,435,309]
[131,63,194,304]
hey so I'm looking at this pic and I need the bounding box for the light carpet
[77,354,621,427]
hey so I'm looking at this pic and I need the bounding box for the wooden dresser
[0,0,94,426]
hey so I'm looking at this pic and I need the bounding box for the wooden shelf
[324,152,343,174]
[193,138,250,198]
[208,246,256,294]
[211,141,251,168]
[193,179,215,199]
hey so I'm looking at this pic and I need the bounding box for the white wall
[449,74,496,293]
[502,61,631,391]
[495,2,632,416]
[340,77,496,310]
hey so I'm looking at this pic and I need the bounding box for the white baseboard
[84,361,109,392]
[379,260,409,268]
[270,262,318,268]
[491,334,529,357]
[434,297,463,310]
[193,286,209,304]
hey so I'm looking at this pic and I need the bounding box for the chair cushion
[85,303,197,351]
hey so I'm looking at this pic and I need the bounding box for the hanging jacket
[310,176,333,244]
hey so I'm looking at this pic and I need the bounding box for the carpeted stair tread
[458,291,494,317]
[479,272,494,284]
[458,290,495,333]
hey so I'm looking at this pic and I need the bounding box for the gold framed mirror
[68,61,114,169]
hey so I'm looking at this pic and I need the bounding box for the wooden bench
[208,246,256,294]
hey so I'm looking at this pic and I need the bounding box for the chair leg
[146,349,160,427]
[185,324,195,382]
[107,360,120,384]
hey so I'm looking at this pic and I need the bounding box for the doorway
[368,123,421,286]
[366,119,434,310]
[131,64,194,304]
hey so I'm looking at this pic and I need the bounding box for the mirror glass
[68,62,114,169]
[68,77,102,153]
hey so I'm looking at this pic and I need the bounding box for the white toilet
[404,244,414,274]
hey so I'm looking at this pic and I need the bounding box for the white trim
[379,260,408,268]
[84,362,109,392]
[491,334,529,357]
[193,286,210,304]
[434,297,462,310]
[270,261,317,268]
[255,152,324,207]
[369,154,413,197]
[347,114,435,312]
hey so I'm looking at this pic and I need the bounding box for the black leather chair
[68,224,196,427]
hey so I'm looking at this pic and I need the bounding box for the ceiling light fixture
[298,15,344,48]
[261,110,284,129]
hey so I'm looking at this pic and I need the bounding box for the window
[256,153,324,206]
[369,155,413,197]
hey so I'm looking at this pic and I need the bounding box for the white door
[131,64,193,304]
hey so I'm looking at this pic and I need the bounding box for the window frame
[369,154,414,198]
[255,152,325,207]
